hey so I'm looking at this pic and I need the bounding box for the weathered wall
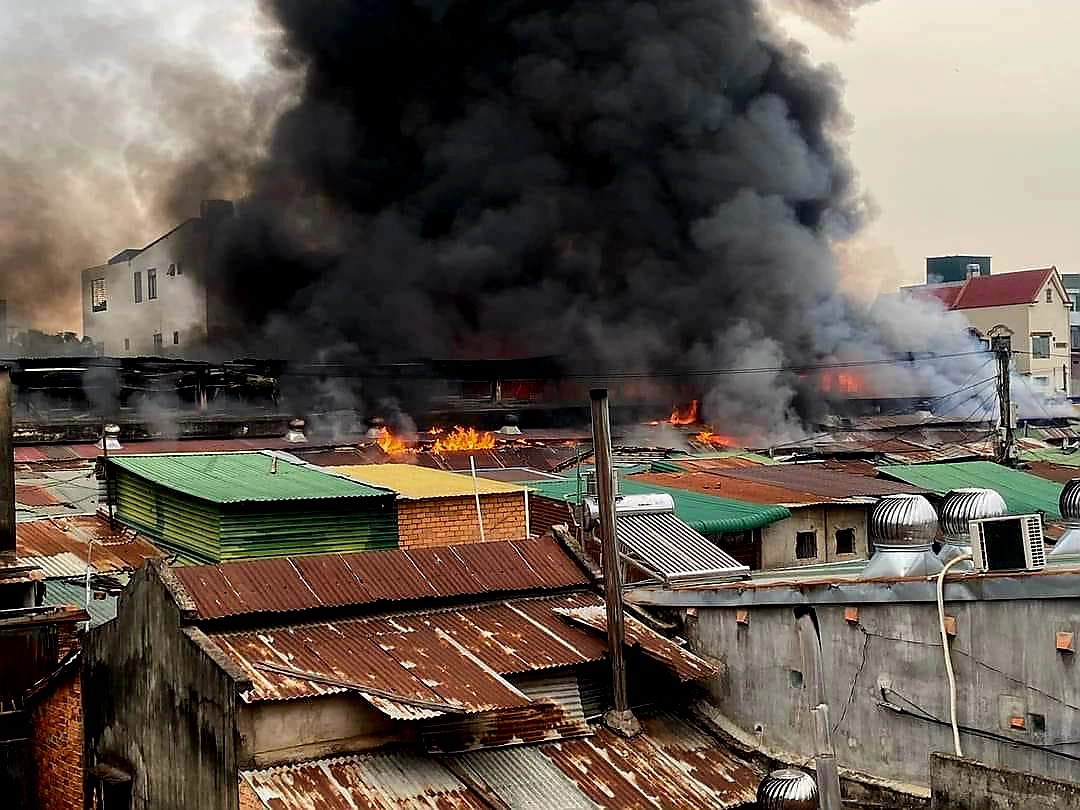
[930,752,1080,809]
[397,493,525,548]
[683,597,1080,787]
[81,219,210,356]
[760,505,868,569]
[31,664,82,810]
[237,694,406,768]
[83,564,240,810]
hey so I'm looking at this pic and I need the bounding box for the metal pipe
[524,488,531,538]
[937,552,973,756]
[794,608,842,810]
[0,368,14,560]
[470,455,486,542]
[590,388,640,737]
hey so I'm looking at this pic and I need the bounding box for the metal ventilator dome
[863,494,943,578]
[940,488,1007,539]
[939,488,1007,568]
[756,769,818,810]
[1051,478,1080,558]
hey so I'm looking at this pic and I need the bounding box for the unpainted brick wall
[31,666,83,810]
[398,493,526,547]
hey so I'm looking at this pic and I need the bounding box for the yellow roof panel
[329,464,527,500]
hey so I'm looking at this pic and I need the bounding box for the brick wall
[398,493,526,548]
[31,664,82,810]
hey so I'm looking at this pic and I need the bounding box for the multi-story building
[80,200,233,356]
[926,254,991,284]
[1061,272,1080,396]
[905,266,1071,395]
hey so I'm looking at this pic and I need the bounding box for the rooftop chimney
[0,368,14,560]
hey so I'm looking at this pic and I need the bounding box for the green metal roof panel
[527,477,790,535]
[1019,448,1080,468]
[108,452,394,504]
[877,461,1064,519]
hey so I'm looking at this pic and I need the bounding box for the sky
[780,0,1080,293]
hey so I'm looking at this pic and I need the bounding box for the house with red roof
[903,266,1071,394]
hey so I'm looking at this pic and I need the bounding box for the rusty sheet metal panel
[423,701,591,754]
[211,622,531,715]
[173,536,589,620]
[554,605,717,682]
[538,712,761,809]
[242,752,490,810]
[208,593,607,704]
[457,744,600,810]
[16,516,163,577]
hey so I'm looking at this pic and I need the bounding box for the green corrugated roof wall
[112,466,398,563]
[526,477,790,535]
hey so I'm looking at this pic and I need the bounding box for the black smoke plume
[209,0,976,436]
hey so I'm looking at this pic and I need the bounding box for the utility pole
[0,368,14,562]
[589,388,641,737]
[992,336,1014,466]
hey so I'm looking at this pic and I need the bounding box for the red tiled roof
[908,267,1058,311]
[172,536,590,620]
[952,267,1056,309]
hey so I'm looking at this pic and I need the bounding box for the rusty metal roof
[241,712,760,810]
[173,536,590,620]
[242,752,491,810]
[456,711,760,809]
[554,605,716,682]
[16,516,163,579]
[208,593,606,708]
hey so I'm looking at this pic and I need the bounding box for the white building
[81,201,232,356]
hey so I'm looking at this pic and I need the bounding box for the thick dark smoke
[209,0,993,434]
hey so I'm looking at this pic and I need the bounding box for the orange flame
[669,400,700,426]
[433,426,497,452]
[819,371,864,396]
[694,429,735,448]
[375,428,408,455]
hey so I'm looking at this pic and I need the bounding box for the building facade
[80,201,233,357]
[905,266,1071,394]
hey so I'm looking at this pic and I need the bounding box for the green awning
[877,461,1063,519]
[526,477,790,535]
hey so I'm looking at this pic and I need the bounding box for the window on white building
[147,269,157,300]
[133,271,143,304]
[153,333,163,351]
[1046,287,1053,303]
[1032,334,1051,359]
[1072,326,1080,351]
[90,278,107,312]
[173,331,180,345]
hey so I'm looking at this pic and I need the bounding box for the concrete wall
[760,505,869,569]
[237,694,406,768]
[81,220,210,356]
[83,564,240,810]
[397,493,526,548]
[683,597,1080,787]
[930,752,1080,809]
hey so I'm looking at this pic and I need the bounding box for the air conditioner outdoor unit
[968,514,1046,572]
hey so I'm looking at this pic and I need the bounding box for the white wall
[81,220,209,356]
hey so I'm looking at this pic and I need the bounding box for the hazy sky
[780,0,1080,291]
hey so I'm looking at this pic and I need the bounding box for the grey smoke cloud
[0,0,285,332]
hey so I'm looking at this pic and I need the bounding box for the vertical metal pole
[523,489,531,538]
[993,337,1014,465]
[101,424,115,531]
[0,368,15,561]
[795,609,842,810]
[470,455,486,542]
[590,388,640,737]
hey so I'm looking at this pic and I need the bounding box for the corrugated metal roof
[173,536,590,620]
[878,461,1064,518]
[108,452,393,504]
[458,712,761,810]
[15,484,59,506]
[529,478,790,535]
[43,579,118,627]
[330,464,526,499]
[242,752,491,810]
[16,516,163,578]
[554,606,716,682]
[208,593,607,706]
[694,465,929,498]
[615,510,750,587]
[650,452,777,472]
